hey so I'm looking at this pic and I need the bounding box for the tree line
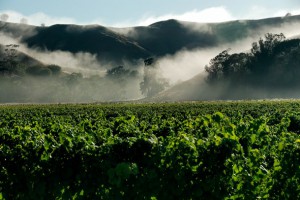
[205,33,300,97]
[0,44,169,102]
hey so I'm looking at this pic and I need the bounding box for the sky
[0,0,300,27]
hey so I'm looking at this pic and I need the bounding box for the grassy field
[1,100,300,199]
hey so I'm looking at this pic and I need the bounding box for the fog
[155,40,253,85]
[0,32,107,76]
[111,18,300,88]
[148,19,300,101]
[0,33,144,103]
[154,19,300,85]
[1,17,300,103]
[25,49,106,77]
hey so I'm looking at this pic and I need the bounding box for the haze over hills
[1,14,300,102]
[1,14,300,63]
[154,33,300,101]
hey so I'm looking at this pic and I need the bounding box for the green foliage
[205,33,300,93]
[140,58,169,97]
[1,101,300,199]
[0,44,20,74]
[106,66,137,79]
[47,64,62,76]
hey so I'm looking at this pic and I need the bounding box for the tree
[0,44,19,74]
[205,49,230,82]
[106,66,137,79]
[204,33,300,90]
[251,33,286,57]
[140,58,169,97]
[106,66,138,99]
[250,33,286,74]
[26,65,52,76]
[144,57,155,66]
[284,13,292,17]
[106,66,137,86]
[65,72,83,88]
[47,65,62,76]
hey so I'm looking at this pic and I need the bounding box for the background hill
[124,15,300,56]
[1,14,300,65]
[0,44,60,76]
[1,15,300,102]
[23,24,152,64]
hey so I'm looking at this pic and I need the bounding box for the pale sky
[0,0,300,27]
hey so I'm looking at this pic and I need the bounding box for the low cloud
[135,7,235,26]
[154,16,300,86]
[155,38,257,85]
[0,33,143,102]
[26,49,107,77]
[0,32,107,77]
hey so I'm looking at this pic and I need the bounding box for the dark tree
[26,65,52,76]
[106,66,137,80]
[204,32,300,98]
[144,57,155,66]
[205,49,230,82]
[250,33,286,75]
[205,33,288,84]
[107,66,126,79]
[66,72,83,87]
[0,44,19,74]
[251,33,286,57]
[47,64,62,76]
[140,58,169,97]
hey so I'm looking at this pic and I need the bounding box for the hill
[0,44,60,76]
[23,24,152,64]
[1,14,300,65]
[154,34,300,101]
[122,15,300,56]
[1,15,300,102]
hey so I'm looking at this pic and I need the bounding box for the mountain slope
[154,36,300,101]
[1,15,300,102]
[124,15,300,56]
[0,44,61,77]
[1,15,300,65]
[148,73,208,101]
[123,19,218,56]
[23,24,152,64]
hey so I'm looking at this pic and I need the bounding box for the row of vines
[1,101,300,199]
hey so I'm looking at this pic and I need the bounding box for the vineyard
[1,101,300,199]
